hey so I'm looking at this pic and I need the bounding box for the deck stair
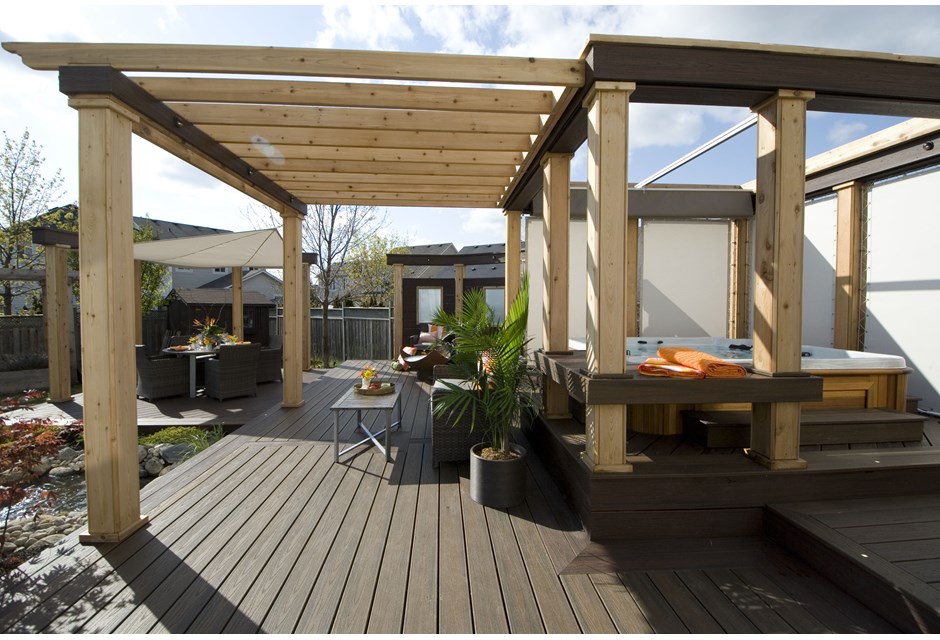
[766,495,940,633]
[683,408,925,448]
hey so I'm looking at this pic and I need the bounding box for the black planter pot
[469,442,527,508]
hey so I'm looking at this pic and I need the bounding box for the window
[175,267,193,273]
[416,287,442,324]
[485,287,505,323]
[213,267,227,274]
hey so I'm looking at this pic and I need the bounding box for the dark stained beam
[58,66,307,216]
[31,226,79,248]
[528,186,754,219]
[806,132,940,197]
[386,252,503,266]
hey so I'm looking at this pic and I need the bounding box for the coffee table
[331,385,402,462]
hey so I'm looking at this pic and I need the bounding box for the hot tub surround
[563,337,911,435]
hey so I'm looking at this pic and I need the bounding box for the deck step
[682,408,925,448]
[766,500,940,633]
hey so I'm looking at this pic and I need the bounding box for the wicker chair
[257,343,283,383]
[136,345,189,401]
[430,378,488,467]
[204,343,261,401]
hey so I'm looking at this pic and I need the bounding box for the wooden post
[626,218,639,338]
[834,181,865,351]
[504,210,522,312]
[454,263,465,316]
[69,95,148,543]
[44,244,71,402]
[393,263,404,353]
[133,260,143,345]
[231,267,244,341]
[280,209,305,408]
[748,89,815,471]
[302,261,311,370]
[541,152,573,419]
[729,217,751,339]
[584,82,635,472]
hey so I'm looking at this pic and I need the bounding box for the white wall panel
[803,195,837,347]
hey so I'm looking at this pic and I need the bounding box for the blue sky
[3,4,940,247]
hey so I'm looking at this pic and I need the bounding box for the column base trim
[79,514,149,545]
[744,448,808,470]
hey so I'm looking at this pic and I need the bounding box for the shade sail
[133,227,283,268]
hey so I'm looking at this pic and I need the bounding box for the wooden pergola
[5,35,940,543]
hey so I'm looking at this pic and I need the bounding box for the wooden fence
[0,315,46,356]
[270,307,393,362]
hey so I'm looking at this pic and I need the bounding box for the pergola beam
[226,144,524,166]
[136,77,556,114]
[6,42,584,86]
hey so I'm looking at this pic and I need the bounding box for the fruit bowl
[353,381,395,396]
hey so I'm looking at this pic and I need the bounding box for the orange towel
[657,347,747,378]
[637,357,705,379]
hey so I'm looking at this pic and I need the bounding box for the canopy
[132,227,283,268]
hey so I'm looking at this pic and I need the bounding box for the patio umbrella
[132,227,283,268]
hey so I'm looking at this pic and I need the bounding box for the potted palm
[431,276,536,508]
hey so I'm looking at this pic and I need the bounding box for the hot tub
[565,336,911,435]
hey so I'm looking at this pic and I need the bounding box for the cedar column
[748,89,815,470]
[504,210,522,312]
[729,218,752,339]
[133,260,143,345]
[393,263,404,352]
[302,261,312,370]
[231,267,244,341]
[584,82,635,472]
[541,152,572,418]
[280,209,305,408]
[626,218,639,338]
[69,95,148,543]
[834,181,865,351]
[44,244,71,402]
[454,263,465,316]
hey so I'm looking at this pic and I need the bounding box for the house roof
[169,288,274,307]
[200,268,282,290]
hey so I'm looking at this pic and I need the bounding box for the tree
[0,130,64,315]
[344,233,411,307]
[305,204,384,365]
[47,205,171,315]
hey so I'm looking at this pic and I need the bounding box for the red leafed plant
[0,416,64,570]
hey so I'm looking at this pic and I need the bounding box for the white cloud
[827,121,870,147]
[314,5,414,50]
[461,209,505,240]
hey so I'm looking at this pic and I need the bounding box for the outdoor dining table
[161,347,217,398]
[331,384,402,462]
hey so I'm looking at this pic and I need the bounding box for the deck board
[0,361,906,634]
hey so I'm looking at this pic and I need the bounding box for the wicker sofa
[204,343,261,401]
[135,345,189,401]
[430,375,488,467]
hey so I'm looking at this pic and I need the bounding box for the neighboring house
[200,267,284,305]
[400,242,507,338]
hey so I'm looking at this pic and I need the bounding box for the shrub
[138,425,224,453]
[0,353,48,372]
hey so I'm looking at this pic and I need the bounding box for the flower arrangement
[193,316,226,348]
[360,365,377,388]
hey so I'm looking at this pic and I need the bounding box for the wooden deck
[1,371,324,428]
[0,361,903,633]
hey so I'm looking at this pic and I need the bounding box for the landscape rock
[138,445,148,463]
[158,444,193,465]
[57,447,80,463]
[144,457,165,476]
[48,466,76,477]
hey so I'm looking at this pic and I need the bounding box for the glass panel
[486,288,505,323]
[417,288,442,323]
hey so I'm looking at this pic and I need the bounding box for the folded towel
[657,346,747,378]
[637,357,705,379]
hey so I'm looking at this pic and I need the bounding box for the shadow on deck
[0,360,923,633]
